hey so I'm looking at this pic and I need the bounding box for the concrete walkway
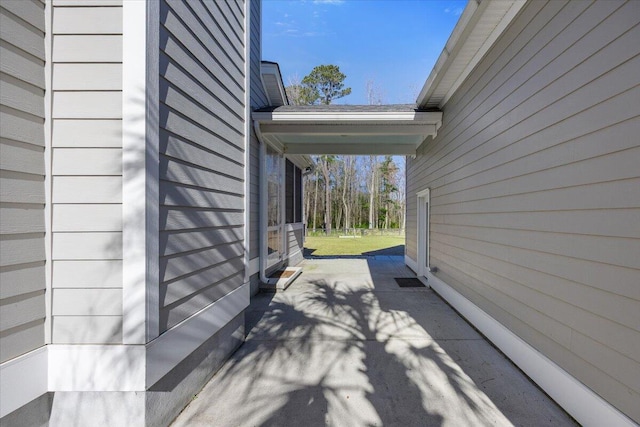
[172,256,575,426]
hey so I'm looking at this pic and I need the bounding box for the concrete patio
[171,256,576,426]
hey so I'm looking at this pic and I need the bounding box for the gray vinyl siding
[286,226,304,267]
[158,0,246,332]
[406,1,640,422]
[50,0,123,344]
[249,0,266,261]
[0,0,46,363]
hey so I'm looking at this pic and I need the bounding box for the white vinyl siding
[406,1,640,422]
[158,0,246,332]
[50,0,123,344]
[0,0,46,363]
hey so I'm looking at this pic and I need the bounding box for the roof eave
[253,110,442,123]
[260,61,289,106]
[417,0,526,109]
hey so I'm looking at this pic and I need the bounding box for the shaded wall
[158,0,246,332]
[0,0,47,362]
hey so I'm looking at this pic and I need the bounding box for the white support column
[122,0,160,344]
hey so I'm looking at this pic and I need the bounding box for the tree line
[304,155,405,233]
[286,65,406,233]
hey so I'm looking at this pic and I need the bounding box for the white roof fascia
[253,111,442,123]
[417,0,526,109]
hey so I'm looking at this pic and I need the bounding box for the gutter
[416,0,526,109]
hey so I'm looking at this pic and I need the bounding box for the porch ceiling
[253,104,442,155]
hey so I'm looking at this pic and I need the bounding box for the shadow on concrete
[303,245,405,258]
[171,257,575,426]
[362,244,405,256]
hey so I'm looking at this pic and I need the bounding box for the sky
[262,0,468,105]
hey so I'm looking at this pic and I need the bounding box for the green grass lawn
[304,234,405,256]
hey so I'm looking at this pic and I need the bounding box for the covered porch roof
[253,104,443,156]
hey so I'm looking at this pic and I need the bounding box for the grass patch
[304,235,405,256]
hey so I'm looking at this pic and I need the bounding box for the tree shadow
[173,278,443,425]
[173,257,575,426]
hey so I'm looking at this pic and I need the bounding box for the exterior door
[417,189,430,277]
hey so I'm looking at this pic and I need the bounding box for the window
[286,159,304,224]
[295,166,303,223]
[286,160,294,223]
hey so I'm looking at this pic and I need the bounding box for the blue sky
[262,0,468,105]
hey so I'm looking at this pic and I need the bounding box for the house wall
[49,0,124,344]
[406,0,640,422]
[0,0,47,362]
[286,224,304,267]
[158,0,246,332]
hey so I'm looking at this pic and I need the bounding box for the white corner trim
[122,0,160,344]
[48,345,146,392]
[0,347,48,417]
[145,282,250,387]
[427,273,637,427]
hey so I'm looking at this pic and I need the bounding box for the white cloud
[444,6,463,15]
[313,0,344,4]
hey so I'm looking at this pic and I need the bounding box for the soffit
[253,105,442,155]
[261,61,288,107]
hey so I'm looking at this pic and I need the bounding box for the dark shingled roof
[255,104,440,113]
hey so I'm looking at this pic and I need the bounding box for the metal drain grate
[394,278,425,288]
